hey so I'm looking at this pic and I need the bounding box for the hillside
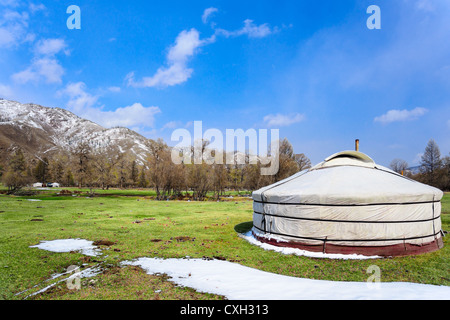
[0,99,152,164]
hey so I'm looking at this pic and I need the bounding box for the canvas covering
[252,151,443,247]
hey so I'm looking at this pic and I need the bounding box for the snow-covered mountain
[0,99,152,164]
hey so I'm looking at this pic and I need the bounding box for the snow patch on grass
[240,230,381,260]
[30,239,102,256]
[29,238,450,300]
[123,257,450,300]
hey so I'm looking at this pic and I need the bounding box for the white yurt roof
[253,150,443,205]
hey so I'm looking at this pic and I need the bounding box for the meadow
[0,188,448,300]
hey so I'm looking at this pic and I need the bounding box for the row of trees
[0,138,312,198]
[389,139,450,191]
[0,144,150,193]
[3,137,448,196]
[144,138,311,200]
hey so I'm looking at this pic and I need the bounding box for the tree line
[389,139,450,191]
[2,138,448,197]
[0,138,311,198]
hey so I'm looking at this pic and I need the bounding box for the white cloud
[240,19,276,38]
[374,107,428,124]
[1,9,28,22]
[86,103,161,128]
[0,4,45,47]
[59,82,161,129]
[12,38,68,84]
[0,27,16,46]
[0,0,20,7]
[0,9,30,47]
[161,121,179,130]
[128,64,193,88]
[33,57,64,83]
[0,83,13,98]
[216,19,278,39]
[263,113,305,127]
[415,0,435,12]
[34,38,68,56]
[58,82,99,113]
[11,68,37,83]
[127,28,213,88]
[12,57,64,84]
[29,3,46,13]
[202,7,218,24]
[167,29,206,63]
[126,11,280,89]
[108,86,121,93]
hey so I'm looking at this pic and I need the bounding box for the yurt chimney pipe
[355,139,360,151]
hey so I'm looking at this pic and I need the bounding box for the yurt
[252,148,444,257]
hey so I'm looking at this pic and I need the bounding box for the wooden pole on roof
[355,139,360,152]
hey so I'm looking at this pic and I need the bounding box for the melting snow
[123,257,450,300]
[241,230,381,260]
[29,238,450,300]
[18,265,102,299]
[30,239,102,256]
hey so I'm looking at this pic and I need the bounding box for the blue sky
[0,0,449,166]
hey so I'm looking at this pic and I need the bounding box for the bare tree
[294,153,312,171]
[242,163,261,191]
[211,163,227,200]
[114,153,131,189]
[186,163,211,201]
[129,160,139,187]
[390,158,409,174]
[65,170,75,187]
[138,166,148,188]
[72,141,92,188]
[147,139,176,199]
[442,154,450,191]
[170,163,186,196]
[91,148,118,190]
[274,138,300,182]
[227,165,243,191]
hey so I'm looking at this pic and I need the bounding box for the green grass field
[0,190,449,300]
